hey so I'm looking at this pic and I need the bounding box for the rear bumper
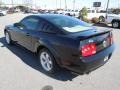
[65,44,115,74]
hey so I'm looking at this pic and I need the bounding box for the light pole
[35,0,36,9]
[0,0,2,7]
[11,0,14,8]
[65,0,67,10]
[56,0,57,9]
[106,0,110,17]
[60,0,61,9]
[73,0,75,11]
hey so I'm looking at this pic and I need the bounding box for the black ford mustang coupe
[4,14,115,74]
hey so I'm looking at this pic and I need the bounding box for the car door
[15,16,40,51]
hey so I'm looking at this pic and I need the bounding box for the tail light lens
[81,42,96,57]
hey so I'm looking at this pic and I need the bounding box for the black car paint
[4,14,115,74]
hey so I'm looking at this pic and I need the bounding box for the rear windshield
[45,15,92,33]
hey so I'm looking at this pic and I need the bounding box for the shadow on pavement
[0,37,78,81]
[93,23,110,28]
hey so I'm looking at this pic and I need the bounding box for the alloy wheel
[5,32,11,44]
[40,51,53,71]
[112,21,119,28]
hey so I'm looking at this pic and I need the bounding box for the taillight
[81,42,96,57]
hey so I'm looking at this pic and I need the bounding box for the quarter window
[20,17,39,30]
[42,24,55,33]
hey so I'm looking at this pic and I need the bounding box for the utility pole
[56,0,57,9]
[106,0,110,17]
[65,0,67,10]
[60,0,61,9]
[11,0,14,8]
[0,0,2,7]
[73,0,75,11]
[35,0,37,9]
[118,0,120,8]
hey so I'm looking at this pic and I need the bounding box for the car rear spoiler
[78,29,112,40]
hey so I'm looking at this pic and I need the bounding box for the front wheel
[112,21,120,28]
[5,31,12,45]
[38,48,59,74]
[99,16,105,22]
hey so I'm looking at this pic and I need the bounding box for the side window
[37,21,46,31]
[20,17,39,30]
[42,23,56,33]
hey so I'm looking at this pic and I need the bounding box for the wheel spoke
[113,22,119,28]
[6,33,10,44]
[48,59,52,64]
[42,59,46,64]
[46,53,52,64]
[41,54,46,60]
[46,53,49,60]
[46,63,51,70]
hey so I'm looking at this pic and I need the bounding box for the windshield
[46,15,92,33]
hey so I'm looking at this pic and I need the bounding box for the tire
[99,16,105,22]
[38,48,59,74]
[112,21,120,28]
[5,31,13,45]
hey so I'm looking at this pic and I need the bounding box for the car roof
[29,14,68,19]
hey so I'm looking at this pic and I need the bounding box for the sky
[2,0,120,9]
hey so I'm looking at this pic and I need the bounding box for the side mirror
[14,23,25,30]
[14,23,20,27]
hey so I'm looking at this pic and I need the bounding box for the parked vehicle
[87,9,106,22]
[31,10,39,14]
[0,10,7,16]
[64,9,79,17]
[14,8,20,13]
[7,8,15,14]
[38,10,47,14]
[57,10,64,14]
[24,9,31,14]
[4,14,115,74]
[44,10,54,14]
[105,13,120,28]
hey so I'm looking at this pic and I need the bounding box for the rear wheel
[38,48,59,74]
[5,31,12,45]
[112,21,120,28]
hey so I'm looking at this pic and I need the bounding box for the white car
[69,10,79,17]
[64,10,79,17]
[105,14,120,28]
[87,9,106,22]
[0,10,7,16]
[31,10,39,14]
[57,10,64,14]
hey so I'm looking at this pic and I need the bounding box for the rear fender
[34,40,62,66]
